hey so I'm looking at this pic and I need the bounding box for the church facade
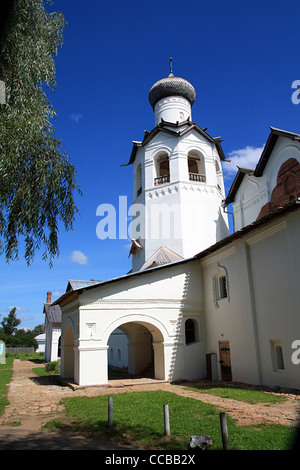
[53,69,300,389]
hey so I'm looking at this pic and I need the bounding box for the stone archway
[61,324,74,380]
[106,320,166,381]
[58,335,61,358]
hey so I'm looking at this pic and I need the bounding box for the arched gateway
[105,319,166,381]
[61,311,178,387]
[60,320,75,380]
[58,259,205,387]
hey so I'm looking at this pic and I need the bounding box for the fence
[6,347,34,354]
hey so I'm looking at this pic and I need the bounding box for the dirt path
[0,360,139,449]
[0,359,299,449]
[166,385,300,427]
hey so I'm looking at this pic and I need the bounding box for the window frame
[213,263,230,308]
[154,152,170,186]
[187,150,206,183]
[185,318,197,345]
[270,340,285,372]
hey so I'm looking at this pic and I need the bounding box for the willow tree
[0,0,80,266]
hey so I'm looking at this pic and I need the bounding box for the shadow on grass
[0,426,136,450]
[44,417,186,450]
[27,358,45,364]
[29,375,63,386]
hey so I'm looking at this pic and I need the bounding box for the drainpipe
[221,200,235,232]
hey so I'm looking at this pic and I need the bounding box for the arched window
[188,150,205,182]
[185,319,196,344]
[213,263,230,308]
[271,340,285,371]
[154,152,170,186]
[275,346,285,370]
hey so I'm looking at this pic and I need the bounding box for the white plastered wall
[60,261,206,386]
[202,211,300,389]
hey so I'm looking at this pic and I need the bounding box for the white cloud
[52,291,62,298]
[70,250,89,265]
[8,306,26,312]
[223,145,265,178]
[70,113,83,123]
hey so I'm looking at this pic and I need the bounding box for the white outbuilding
[35,333,46,353]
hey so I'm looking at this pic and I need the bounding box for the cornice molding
[246,219,287,245]
[79,298,202,310]
[200,246,236,267]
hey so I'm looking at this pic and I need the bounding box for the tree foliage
[0,307,39,349]
[31,323,44,337]
[0,0,81,266]
[1,306,21,335]
[7,329,38,349]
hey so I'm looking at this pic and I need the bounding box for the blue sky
[1,0,300,330]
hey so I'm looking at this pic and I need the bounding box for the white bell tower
[128,63,229,272]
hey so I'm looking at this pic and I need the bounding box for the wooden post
[108,396,113,428]
[220,412,229,450]
[163,404,170,436]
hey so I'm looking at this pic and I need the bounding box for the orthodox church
[52,66,300,389]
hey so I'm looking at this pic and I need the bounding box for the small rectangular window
[270,340,285,371]
[185,319,196,344]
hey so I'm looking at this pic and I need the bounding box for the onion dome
[149,72,196,110]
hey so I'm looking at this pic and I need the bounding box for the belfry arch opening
[154,152,170,186]
[187,150,206,182]
[107,321,165,381]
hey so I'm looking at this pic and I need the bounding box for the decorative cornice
[127,120,227,166]
[200,246,236,267]
[79,298,202,310]
[246,219,287,245]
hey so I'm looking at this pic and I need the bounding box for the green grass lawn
[0,359,13,416]
[0,357,14,370]
[2,359,298,450]
[33,367,51,377]
[6,352,45,361]
[44,390,297,450]
[186,384,286,404]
